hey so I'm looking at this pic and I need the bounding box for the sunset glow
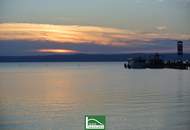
[37,49,79,54]
[0,0,190,55]
[0,23,190,47]
[0,23,190,55]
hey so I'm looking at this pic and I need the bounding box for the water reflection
[0,63,190,130]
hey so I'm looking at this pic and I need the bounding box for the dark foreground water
[0,62,190,130]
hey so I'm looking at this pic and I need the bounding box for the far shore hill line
[0,53,190,62]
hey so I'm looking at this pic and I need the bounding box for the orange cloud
[0,23,190,46]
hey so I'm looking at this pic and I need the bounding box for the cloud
[0,23,189,45]
[0,39,190,56]
[0,23,190,55]
[0,23,121,45]
[156,26,167,31]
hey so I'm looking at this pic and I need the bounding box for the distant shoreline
[0,53,190,62]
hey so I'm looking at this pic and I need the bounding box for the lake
[0,62,190,130]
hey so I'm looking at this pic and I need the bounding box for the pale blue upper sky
[1,0,190,33]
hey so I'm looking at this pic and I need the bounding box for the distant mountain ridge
[0,53,190,62]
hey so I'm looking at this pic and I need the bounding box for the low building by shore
[125,53,190,70]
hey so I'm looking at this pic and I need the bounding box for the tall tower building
[177,41,183,56]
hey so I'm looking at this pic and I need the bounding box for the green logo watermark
[85,115,105,130]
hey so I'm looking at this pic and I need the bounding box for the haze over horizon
[0,0,190,56]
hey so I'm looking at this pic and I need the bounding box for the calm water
[0,62,190,130]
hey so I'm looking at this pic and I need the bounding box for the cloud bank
[0,23,190,55]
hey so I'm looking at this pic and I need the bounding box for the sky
[0,0,190,55]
